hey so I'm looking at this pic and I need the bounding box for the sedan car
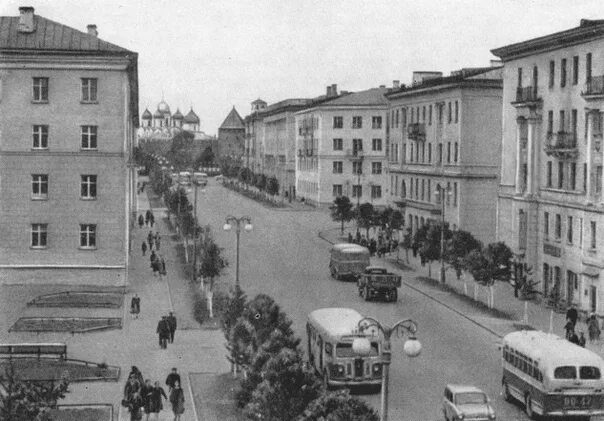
[443,384,496,421]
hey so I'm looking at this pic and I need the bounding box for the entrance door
[591,286,597,313]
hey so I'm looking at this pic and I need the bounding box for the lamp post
[352,317,421,421]
[434,185,451,284]
[223,216,253,288]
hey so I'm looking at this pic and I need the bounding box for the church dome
[172,109,184,120]
[158,100,171,114]
[142,108,152,120]
[184,108,200,124]
[153,108,163,119]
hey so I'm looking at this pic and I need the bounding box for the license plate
[563,395,592,409]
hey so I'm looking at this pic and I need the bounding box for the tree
[446,230,482,294]
[197,146,215,167]
[254,174,267,192]
[414,222,452,279]
[329,196,355,235]
[165,187,190,218]
[464,242,513,308]
[299,390,379,421]
[356,202,375,238]
[198,230,228,318]
[222,286,248,376]
[167,130,196,169]
[243,348,322,421]
[399,228,413,263]
[0,363,69,421]
[266,176,279,197]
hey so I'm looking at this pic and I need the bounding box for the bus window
[335,342,379,357]
[554,366,577,379]
[581,366,601,380]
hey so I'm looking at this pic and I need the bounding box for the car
[443,384,495,421]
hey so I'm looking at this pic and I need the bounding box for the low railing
[545,132,578,159]
[515,86,540,103]
[583,75,604,96]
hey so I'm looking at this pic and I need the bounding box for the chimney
[87,24,98,37]
[18,6,35,33]
[326,86,332,97]
[331,84,338,96]
[393,80,400,89]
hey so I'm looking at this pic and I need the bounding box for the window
[395,110,399,127]
[421,180,425,200]
[81,126,98,149]
[332,138,343,150]
[371,185,382,199]
[454,142,459,163]
[454,101,459,123]
[586,53,592,83]
[572,56,579,85]
[555,214,562,240]
[428,143,432,163]
[558,161,564,189]
[429,105,432,125]
[448,102,452,123]
[371,116,382,129]
[332,184,342,197]
[81,175,97,199]
[372,138,382,151]
[80,224,96,248]
[559,110,565,131]
[571,109,578,137]
[32,77,48,102]
[518,68,523,88]
[570,162,576,190]
[422,106,426,122]
[352,185,362,198]
[333,116,343,129]
[332,161,343,174]
[409,144,413,163]
[352,116,362,129]
[402,108,407,127]
[81,78,98,102]
[591,221,597,249]
[32,174,48,199]
[446,182,451,206]
[561,58,567,87]
[371,162,382,174]
[549,60,555,88]
[352,161,362,175]
[581,366,601,380]
[438,143,443,164]
[584,163,588,192]
[447,142,451,163]
[427,180,431,202]
[438,103,443,123]
[547,110,553,133]
[544,212,549,239]
[352,138,363,154]
[32,125,48,149]
[31,224,47,248]
[568,216,573,244]
[555,366,576,380]
[453,182,458,206]
[546,161,552,187]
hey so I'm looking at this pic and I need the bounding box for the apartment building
[492,19,604,312]
[244,99,267,174]
[0,7,138,285]
[386,68,502,245]
[295,87,390,207]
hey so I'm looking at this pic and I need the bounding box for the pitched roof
[184,108,200,124]
[219,107,244,129]
[0,15,133,54]
[141,108,152,120]
[321,88,389,107]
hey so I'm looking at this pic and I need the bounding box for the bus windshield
[455,392,487,405]
[336,342,379,357]
[553,366,601,379]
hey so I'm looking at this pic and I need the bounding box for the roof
[251,98,267,105]
[219,107,244,129]
[331,243,369,253]
[141,108,152,120]
[445,385,486,395]
[172,109,184,120]
[321,87,389,107]
[307,308,367,338]
[184,108,200,124]
[492,19,604,61]
[0,15,133,54]
[153,109,163,118]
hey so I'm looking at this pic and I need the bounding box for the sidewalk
[319,227,604,356]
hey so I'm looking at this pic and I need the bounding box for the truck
[357,266,402,302]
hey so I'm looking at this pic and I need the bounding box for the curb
[187,372,200,421]
[317,228,504,339]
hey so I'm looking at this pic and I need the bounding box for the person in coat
[169,380,185,420]
[149,211,155,228]
[588,314,601,342]
[141,379,153,420]
[141,241,147,256]
[128,366,145,386]
[145,210,151,227]
[129,391,144,421]
[167,312,177,343]
[138,214,144,229]
[130,294,141,319]
[124,375,141,403]
[146,381,167,420]
[147,231,155,251]
[567,305,578,329]
[165,368,181,393]
[157,316,169,349]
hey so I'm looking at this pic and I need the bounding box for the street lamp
[352,317,421,421]
[223,215,253,288]
[434,185,451,284]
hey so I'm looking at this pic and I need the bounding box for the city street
[192,179,531,421]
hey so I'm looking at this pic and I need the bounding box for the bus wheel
[525,393,536,419]
[501,380,511,402]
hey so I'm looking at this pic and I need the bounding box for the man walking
[167,311,177,344]
[145,210,151,227]
[165,368,181,393]
[141,241,147,256]
[149,211,155,228]
[156,316,169,349]
[138,214,144,229]
[147,231,155,251]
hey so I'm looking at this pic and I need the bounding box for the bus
[306,308,383,391]
[329,244,370,281]
[178,171,191,186]
[502,330,604,419]
[192,172,208,186]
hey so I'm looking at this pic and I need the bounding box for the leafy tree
[254,174,267,192]
[243,348,322,421]
[239,168,253,186]
[197,146,215,167]
[165,187,190,217]
[167,131,196,169]
[299,389,379,421]
[266,176,279,197]
[414,222,452,279]
[329,196,355,234]
[446,230,482,279]
[399,227,413,263]
[464,242,513,308]
[198,229,228,318]
[356,202,375,238]
[0,363,69,421]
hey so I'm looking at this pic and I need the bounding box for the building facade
[244,99,267,174]
[492,19,604,312]
[0,7,138,285]
[386,68,503,246]
[217,106,245,160]
[295,88,390,207]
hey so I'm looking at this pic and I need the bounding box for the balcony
[512,86,542,108]
[582,75,604,98]
[544,131,578,160]
[407,123,426,141]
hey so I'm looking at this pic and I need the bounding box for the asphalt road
[192,179,530,421]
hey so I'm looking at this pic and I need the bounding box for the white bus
[306,308,383,390]
[192,172,208,186]
[502,330,604,419]
[178,171,191,186]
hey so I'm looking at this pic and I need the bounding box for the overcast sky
[2,0,603,134]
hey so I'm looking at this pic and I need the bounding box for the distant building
[0,7,138,285]
[386,66,503,245]
[217,107,245,160]
[492,19,604,313]
[244,99,268,174]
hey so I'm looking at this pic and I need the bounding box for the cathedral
[138,100,212,142]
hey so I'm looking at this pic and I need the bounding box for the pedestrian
[347,232,353,243]
[155,232,161,251]
[152,256,160,277]
[167,311,177,344]
[130,294,141,319]
[567,305,578,329]
[138,214,144,229]
[160,256,167,278]
[588,314,601,342]
[569,330,580,345]
[128,391,144,421]
[579,332,587,347]
[141,379,153,421]
[157,316,169,349]
[123,375,141,404]
[355,231,361,243]
[149,211,155,228]
[146,381,167,420]
[149,250,157,265]
[145,210,151,227]
[147,231,155,251]
[564,320,575,340]
[169,380,185,421]
[128,366,145,386]
[165,368,181,393]
[141,241,147,256]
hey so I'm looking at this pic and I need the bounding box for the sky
[2,0,604,135]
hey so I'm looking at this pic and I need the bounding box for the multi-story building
[217,106,245,160]
[295,87,390,207]
[386,67,503,245]
[0,7,138,285]
[244,99,267,174]
[493,19,604,312]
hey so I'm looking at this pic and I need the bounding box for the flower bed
[27,292,123,308]
[47,404,113,421]
[9,317,122,333]
[0,359,120,382]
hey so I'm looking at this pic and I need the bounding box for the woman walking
[130,294,140,319]
[145,381,167,420]
[138,214,144,229]
[128,391,144,421]
[169,380,185,421]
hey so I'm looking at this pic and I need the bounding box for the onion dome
[172,108,184,120]
[153,108,163,119]
[142,108,152,120]
[184,108,200,124]
[158,100,171,114]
